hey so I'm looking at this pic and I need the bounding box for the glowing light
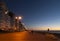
[5,11,8,14]
[15,16,22,20]
[15,17,18,19]
[19,16,22,20]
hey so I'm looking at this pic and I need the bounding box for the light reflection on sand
[0,31,60,41]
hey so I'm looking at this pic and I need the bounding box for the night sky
[4,0,60,30]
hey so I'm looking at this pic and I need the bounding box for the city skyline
[0,0,25,31]
[4,0,60,30]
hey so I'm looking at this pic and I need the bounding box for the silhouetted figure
[47,28,49,32]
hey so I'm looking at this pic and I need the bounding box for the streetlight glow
[5,11,8,14]
[15,17,18,19]
[15,16,22,20]
[19,16,22,20]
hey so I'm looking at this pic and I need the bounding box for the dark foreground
[0,31,60,41]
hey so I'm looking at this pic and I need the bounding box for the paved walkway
[0,31,60,41]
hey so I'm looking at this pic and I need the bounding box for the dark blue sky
[4,0,60,30]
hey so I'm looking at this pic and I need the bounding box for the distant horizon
[27,26,60,31]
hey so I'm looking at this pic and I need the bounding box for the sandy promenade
[0,31,60,41]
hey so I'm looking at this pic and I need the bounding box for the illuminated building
[8,12,16,31]
[0,1,11,31]
[0,0,25,32]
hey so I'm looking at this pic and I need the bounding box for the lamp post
[15,16,22,31]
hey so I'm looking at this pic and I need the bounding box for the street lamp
[5,10,8,14]
[15,17,18,19]
[15,16,22,31]
[19,16,22,20]
[15,16,22,20]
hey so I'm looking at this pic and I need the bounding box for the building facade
[0,1,11,31]
[8,12,16,31]
[0,1,25,32]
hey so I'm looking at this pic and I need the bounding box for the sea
[34,30,60,34]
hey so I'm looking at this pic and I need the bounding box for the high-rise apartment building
[0,1,10,31]
[8,11,16,31]
[0,0,25,32]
